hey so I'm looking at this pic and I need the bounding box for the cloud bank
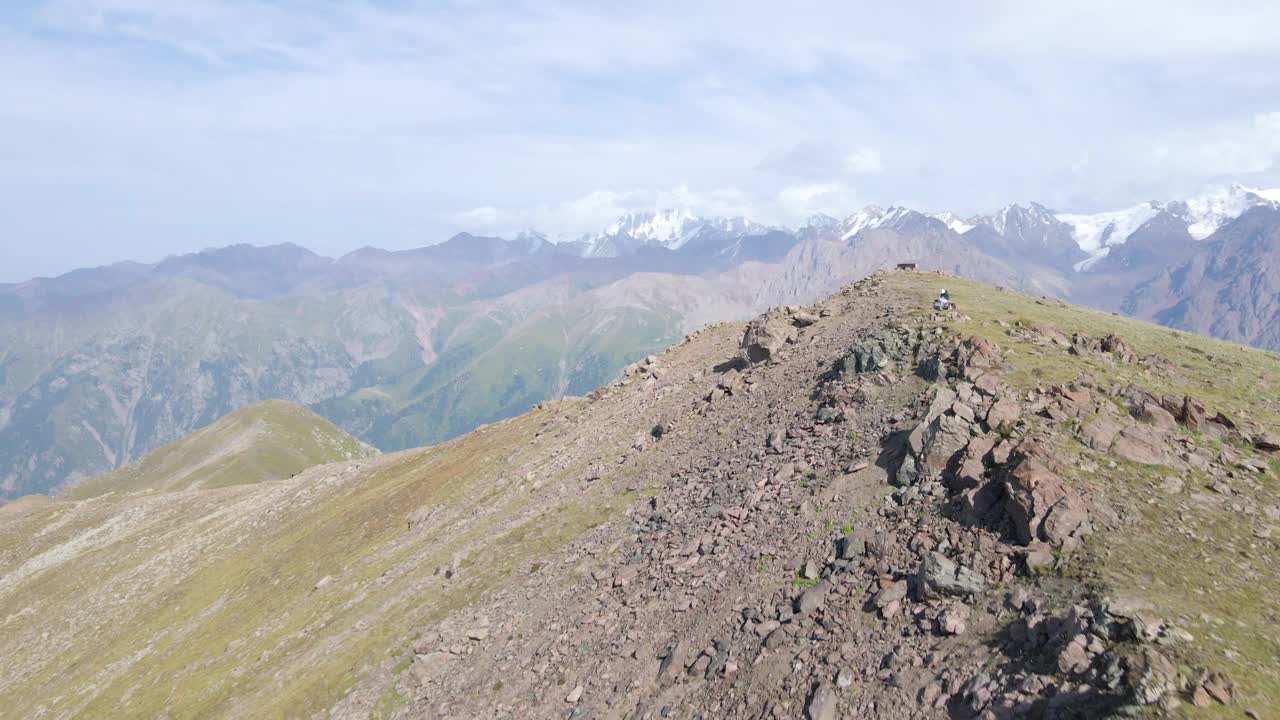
[2,1,1279,279]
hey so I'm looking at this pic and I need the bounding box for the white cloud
[775,182,859,220]
[844,147,883,175]
[456,185,760,239]
[457,205,500,226]
[4,1,1280,280]
[1150,111,1280,176]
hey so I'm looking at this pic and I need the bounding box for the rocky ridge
[344,273,1278,719]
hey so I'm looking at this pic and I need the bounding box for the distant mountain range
[2,183,1279,499]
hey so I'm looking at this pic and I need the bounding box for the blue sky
[3,0,1280,281]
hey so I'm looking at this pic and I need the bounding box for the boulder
[1101,334,1138,363]
[838,530,870,560]
[1196,670,1236,705]
[1031,324,1071,346]
[1047,386,1092,418]
[874,580,909,609]
[791,311,819,327]
[916,413,972,480]
[843,343,887,376]
[917,552,986,599]
[985,398,1020,430]
[766,429,786,453]
[741,315,794,365]
[1003,455,1089,546]
[1077,418,1121,452]
[795,580,831,615]
[1111,424,1175,466]
[972,372,1001,396]
[1179,396,1207,432]
[959,481,1004,524]
[1136,402,1177,430]
[1255,432,1280,453]
[805,682,837,720]
[953,434,996,491]
[961,336,1003,372]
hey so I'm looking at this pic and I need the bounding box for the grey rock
[766,429,785,453]
[795,580,831,615]
[791,311,819,327]
[806,681,837,720]
[837,530,868,560]
[408,651,453,687]
[741,315,794,365]
[918,552,985,599]
[874,580,909,609]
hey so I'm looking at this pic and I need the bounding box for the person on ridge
[934,288,950,311]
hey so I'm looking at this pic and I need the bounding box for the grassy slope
[895,272,1280,717]
[0,284,710,720]
[0,399,647,719]
[64,400,376,500]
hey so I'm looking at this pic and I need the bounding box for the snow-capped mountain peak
[1056,202,1161,270]
[930,211,974,235]
[600,209,702,247]
[1056,184,1280,270]
[1175,183,1279,240]
[973,202,1060,237]
[804,213,839,229]
[570,210,767,258]
[838,205,887,240]
[513,229,550,253]
[496,182,1280,266]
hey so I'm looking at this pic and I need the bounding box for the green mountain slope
[64,400,377,500]
[318,288,690,452]
[0,275,708,499]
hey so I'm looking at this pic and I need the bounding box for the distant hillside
[65,400,376,500]
[1124,206,1280,349]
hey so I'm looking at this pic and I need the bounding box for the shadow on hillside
[941,610,1135,720]
[714,357,747,374]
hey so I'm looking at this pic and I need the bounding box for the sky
[2,1,1280,281]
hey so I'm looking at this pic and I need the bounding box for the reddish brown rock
[985,398,1020,430]
[972,372,1001,396]
[1078,418,1121,452]
[1180,396,1207,432]
[953,435,996,490]
[1136,402,1177,430]
[964,336,1002,369]
[1111,424,1175,466]
[1101,334,1138,363]
[1003,455,1089,546]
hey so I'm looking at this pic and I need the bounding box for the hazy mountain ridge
[4,184,1280,499]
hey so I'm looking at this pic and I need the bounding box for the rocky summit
[2,270,1278,719]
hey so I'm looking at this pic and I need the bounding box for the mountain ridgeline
[3,184,1280,499]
